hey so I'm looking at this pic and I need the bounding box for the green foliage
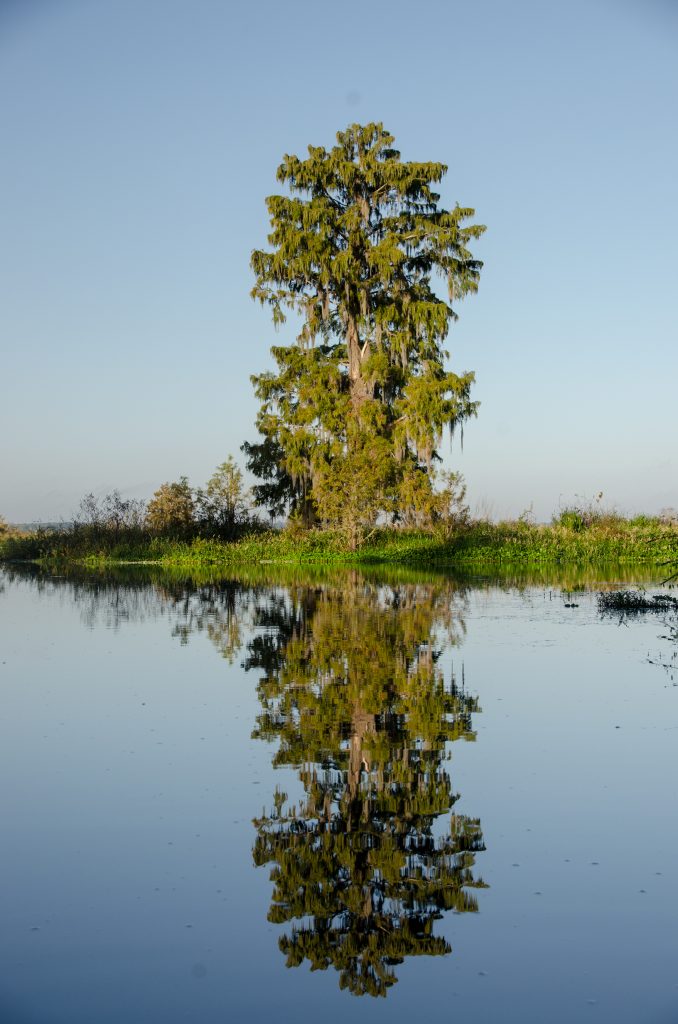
[4,497,678,573]
[194,456,251,535]
[248,580,486,995]
[432,470,471,538]
[556,509,586,532]
[0,458,261,562]
[312,430,396,550]
[1,491,151,562]
[0,515,24,553]
[553,492,608,532]
[144,460,254,539]
[5,516,678,571]
[247,123,483,533]
[146,477,195,534]
[241,434,307,522]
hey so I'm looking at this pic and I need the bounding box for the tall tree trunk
[346,314,372,413]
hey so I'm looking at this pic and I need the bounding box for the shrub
[146,478,195,535]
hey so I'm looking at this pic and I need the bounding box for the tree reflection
[0,564,252,657]
[2,565,488,993]
[247,577,486,996]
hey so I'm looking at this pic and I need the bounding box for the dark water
[1,564,676,1023]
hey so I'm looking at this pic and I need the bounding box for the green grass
[3,514,678,573]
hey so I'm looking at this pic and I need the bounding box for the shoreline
[3,519,678,575]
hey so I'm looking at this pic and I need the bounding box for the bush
[76,491,146,532]
[146,478,195,535]
[556,509,586,532]
[554,492,611,532]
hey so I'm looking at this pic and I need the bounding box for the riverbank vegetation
[3,502,677,571]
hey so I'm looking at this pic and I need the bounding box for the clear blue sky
[1,0,676,522]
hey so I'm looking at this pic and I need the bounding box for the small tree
[195,457,249,536]
[432,471,470,539]
[146,477,195,534]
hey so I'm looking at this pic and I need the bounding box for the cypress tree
[245,123,484,539]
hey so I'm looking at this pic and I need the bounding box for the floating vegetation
[598,590,678,682]
[597,590,678,616]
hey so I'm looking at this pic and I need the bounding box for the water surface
[1,564,676,1023]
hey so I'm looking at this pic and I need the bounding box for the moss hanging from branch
[245,123,484,537]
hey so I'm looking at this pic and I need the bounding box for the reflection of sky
[442,588,678,1020]
[1,570,677,1022]
[0,1,677,522]
[1,576,278,1024]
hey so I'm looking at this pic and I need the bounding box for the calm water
[1,564,677,1023]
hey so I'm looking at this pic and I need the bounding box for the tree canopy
[146,477,195,534]
[194,457,250,534]
[245,123,484,541]
[143,459,252,539]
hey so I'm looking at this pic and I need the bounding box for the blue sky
[1,0,676,522]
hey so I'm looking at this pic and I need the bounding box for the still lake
[1,563,676,1024]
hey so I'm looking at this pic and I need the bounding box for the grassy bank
[3,514,678,572]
